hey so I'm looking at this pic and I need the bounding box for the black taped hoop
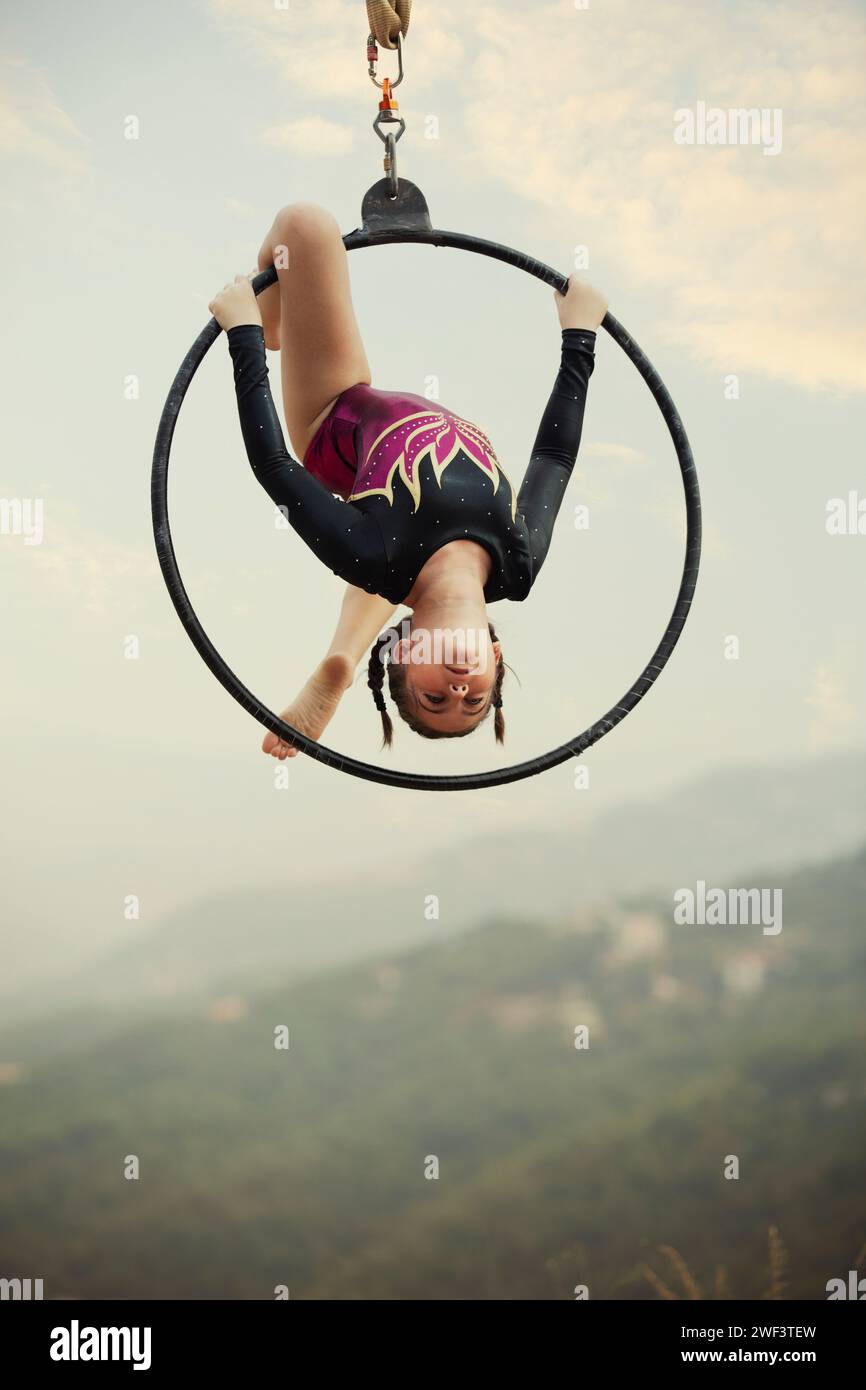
[151,180,701,791]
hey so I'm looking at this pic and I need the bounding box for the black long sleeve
[226,324,385,589]
[517,328,596,580]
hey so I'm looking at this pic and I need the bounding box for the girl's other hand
[209,274,262,331]
[554,274,608,332]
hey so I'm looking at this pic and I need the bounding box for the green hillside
[1,847,864,1299]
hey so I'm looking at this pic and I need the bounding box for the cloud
[0,501,156,617]
[207,0,866,393]
[805,664,857,749]
[0,56,89,174]
[209,0,465,99]
[583,442,646,466]
[225,196,258,218]
[464,2,866,392]
[263,115,355,156]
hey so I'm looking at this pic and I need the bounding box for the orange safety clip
[379,77,399,114]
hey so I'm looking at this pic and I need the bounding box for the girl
[209,203,607,759]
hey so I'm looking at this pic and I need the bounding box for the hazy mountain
[8,749,862,1026]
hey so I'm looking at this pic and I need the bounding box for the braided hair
[367,630,395,748]
[367,622,506,747]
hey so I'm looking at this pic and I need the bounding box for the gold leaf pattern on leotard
[348,408,516,520]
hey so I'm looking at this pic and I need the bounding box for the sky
[1,0,864,992]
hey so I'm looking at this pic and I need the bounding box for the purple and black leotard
[226,323,596,604]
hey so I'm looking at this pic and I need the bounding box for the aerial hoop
[151,178,701,791]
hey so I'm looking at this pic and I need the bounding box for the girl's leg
[257,202,372,461]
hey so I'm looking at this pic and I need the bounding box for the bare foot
[262,653,355,759]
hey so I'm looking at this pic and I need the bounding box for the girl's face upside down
[391,628,502,736]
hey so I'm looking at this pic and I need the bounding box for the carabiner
[367,30,404,90]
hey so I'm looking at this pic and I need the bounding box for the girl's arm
[326,584,400,668]
[208,278,385,590]
[516,328,596,578]
[226,324,386,591]
[516,276,607,582]
[262,584,400,759]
